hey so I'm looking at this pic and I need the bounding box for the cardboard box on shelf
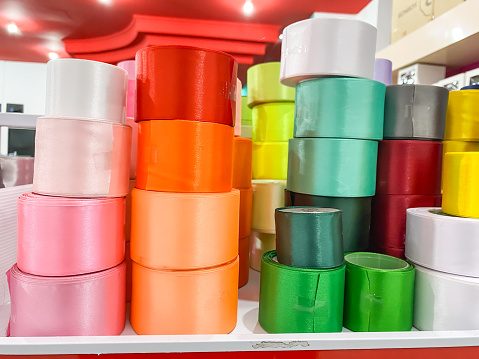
[465,68,479,87]
[391,0,434,43]
[434,0,466,18]
[432,73,466,91]
[398,63,446,85]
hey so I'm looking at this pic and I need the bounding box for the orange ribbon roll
[239,236,250,288]
[239,187,253,239]
[137,120,234,193]
[233,137,253,189]
[130,257,239,334]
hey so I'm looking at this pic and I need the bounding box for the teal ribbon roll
[275,207,344,269]
[287,138,378,197]
[294,78,385,140]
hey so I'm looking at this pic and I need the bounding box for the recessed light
[279,34,284,40]
[98,0,112,5]
[6,23,19,34]
[48,52,59,60]
[243,1,253,15]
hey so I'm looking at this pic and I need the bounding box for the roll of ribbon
[442,152,479,218]
[370,194,442,250]
[373,246,406,259]
[284,190,371,252]
[241,125,252,139]
[373,58,392,86]
[344,252,415,332]
[232,137,252,189]
[413,263,479,330]
[239,235,249,288]
[252,142,288,180]
[287,138,378,197]
[441,141,479,189]
[136,46,237,126]
[247,62,295,107]
[383,85,449,140]
[259,250,345,333]
[251,179,286,233]
[294,78,385,140]
[250,231,276,271]
[235,79,242,136]
[241,97,252,126]
[376,140,442,195]
[33,117,131,198]
[117,60,135,119]
[126,117,138,179]
[137,120,233,193]
[46,59,127,123]
[130,257,238,334]
[280,18,376,87]
[252,103,295,142]
[125,179,136,242]
[125,241,132,303]
[239,187,253,239]
[8,262,126,337]
[444,90,479,141]
[131,188,239,269]
[275,207,344,269]
[0,156,34,188]
[17,193,125,276]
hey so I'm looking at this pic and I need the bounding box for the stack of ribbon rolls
[247,62,295,270]
[241,96,252,139]
[281,17,384,252]
[9,58,130,337]
[131,45,240,334]
[370,84,448,258]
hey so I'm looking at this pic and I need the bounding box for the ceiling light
[279,34,284,40]
[6,23,19,34]
[243,1,254,15]
[98,0,112,4]
[48,52,59,60]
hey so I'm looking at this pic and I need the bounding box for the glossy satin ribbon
[287,138,378,197]
[130,257,238,335]
[126,117,138,179]
[259,251,345,333]
[444,90,479,141]
[252,103,295,142]
[33,117,131,198]
[117,60,135,119]
[280,18,376,87]
[239,236,249,288]
[376,140,442,195]
[241,125,252,139]
[383,85,448,140]
[137,119,233,193]
[136,45,237,126]
[46,59,127,123]
[441,140,479,190]
[251,179,286,233]
[284,190,371,252]
[239,187,253,239]
[0,156,34,188]
[8,262,126,337]
[276,207,344,269]
[252,142,288,180]
[249,231,276,271]
[241,97,252,126]
[294,78,385,140]
[344,252,415,332]
[232,137,252,189]
[125,241,132,303]
[235,79,242,136]
[125,179,135,242]
[17,193,125,276]
[374,58,392,86]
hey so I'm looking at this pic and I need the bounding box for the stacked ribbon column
[240,96,252,139]
[131,46,239,334]
[9,59,130,337]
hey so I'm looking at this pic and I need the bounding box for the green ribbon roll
[241,97,252,126]
[259,250,345,333]
[275,207,344,269]
[252,103,295,142]
[294,78,385,140]
[287,138,378,197]
[344,252,415,332]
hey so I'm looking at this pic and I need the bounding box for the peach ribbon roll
[239,187,253,239]
[233,137,253,189]
[8,262,126,337]
[17,193,125,276]
[137,120,233,193]
[131,188,239,269]
[239,236,250,288]
[126,241,132,303]
[33,117,131,198]
[130,257,238,335]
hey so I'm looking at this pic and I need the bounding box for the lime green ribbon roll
[344,252,415,332]
[252,103,295,142]
[295,78,385,140]
[259,250,345,333]
[252,142,288,180]
[241,97,252,126]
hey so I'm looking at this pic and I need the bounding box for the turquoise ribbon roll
[294,78,385,140]
[287,138,378,197]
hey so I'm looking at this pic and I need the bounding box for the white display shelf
[0,113,39,129]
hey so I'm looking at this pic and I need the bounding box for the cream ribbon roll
[0,156,34,188]
[46,59,128,123]
[280,18,377,87]
[33,117,131,198]
[250,231,276,271]
[251,179,286,233]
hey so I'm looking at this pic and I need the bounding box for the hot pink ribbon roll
[17,193,125,276]
[117,60,135,119]
[7,262,126,337]
[33,117,131,197]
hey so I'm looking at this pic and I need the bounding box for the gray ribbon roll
[384,85,449,140]
[0,156,34,188]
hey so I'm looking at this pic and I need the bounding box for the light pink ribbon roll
[117,60,135,119]
[126,117,137,179]
[235,78,242,137]
[17,193,125,276]
[33,117,131,197]
[7,262,126,337]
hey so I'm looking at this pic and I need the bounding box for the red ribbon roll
[136,46,238,126]
[376,140,442,195]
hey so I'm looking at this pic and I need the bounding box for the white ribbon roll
[280,18,377,87]
[406,207,479,277]
[251,179,286,233]
[46,59,128,124]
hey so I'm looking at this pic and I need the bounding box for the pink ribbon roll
[117,60,135,119]
[33,117,131,198]
[7,262,126,337]
[17,193,125,276]
[126,117,138,179]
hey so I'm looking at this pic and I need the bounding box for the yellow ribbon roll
[252,103,295,142]
[444,90,479,141]
[441,141,479,190]
[443,152,479,218]
[252,142,288,180]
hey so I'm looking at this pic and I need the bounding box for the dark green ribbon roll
[275,207,344,269]
[294,77,385,140]
[344,252,415,332]
[259,250,345,333]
